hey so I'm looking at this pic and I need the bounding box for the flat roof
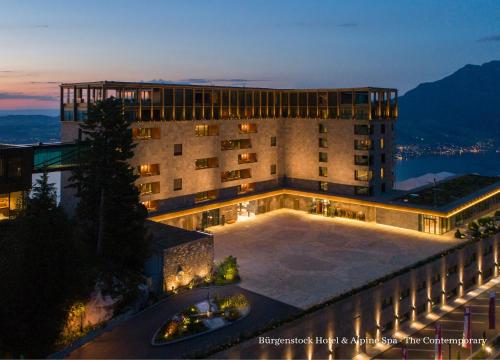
[145,220,211,252]
[392,174,500,211]
[60,80,397,92]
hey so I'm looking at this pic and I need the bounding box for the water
[395,151,500,181]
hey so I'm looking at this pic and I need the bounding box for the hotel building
[58,81,499,234]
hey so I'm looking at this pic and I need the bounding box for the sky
[0,0,499,112]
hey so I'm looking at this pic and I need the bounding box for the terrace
[394,174,500,208]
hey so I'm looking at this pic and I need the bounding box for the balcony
[221,168,252,182]
[237,182,256,194]
[238,153,257,164]
[138,181,160,195]
[137,164,160,177]
[354,155,370,166]
[195,157,219,170]
[132,127,161,140]
[221,139,252,151]
[354,139,373,151]
[354,170,373,182]
[238,123,258,134]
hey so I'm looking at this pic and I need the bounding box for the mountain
[396,60,500,146]
[0,115,60,144]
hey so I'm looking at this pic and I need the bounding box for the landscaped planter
[151,293,250,345]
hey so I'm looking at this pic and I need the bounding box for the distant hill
[397,60,500,146]
[0,115,60,144]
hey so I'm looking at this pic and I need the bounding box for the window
[400,288,410,300]
[354,170,372,181]
[381,296,393,309]
[354,125,372,135]
[195,124,219,136]
[137,164,160,177]
[381,153,386,164]
[237,183,256,194]
[138,182,160,195]
[270,164,277,175]
[319,166,327,177]
[354,139,373,150]
[319,138,328,148]
[174,144,182,156]
[132,127,161,140]
[354,186,372,196]
[238,153,257,164]
[380,138,385,149]
[319,123,327,133]
[238,123,257,133]
[381,124,386,134]
[195,190,218,203]
[319,152,328,162]
[319,181,328,191]
[221,139,252,151]
[173,178,182,191]
[354,155,370,165]
[221,169,252,182]
[195,157,219,169]
[270,136,277,147]
[380,168,384,179]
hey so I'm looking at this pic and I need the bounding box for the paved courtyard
[211,209,459,309]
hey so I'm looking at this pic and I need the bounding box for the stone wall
[162,236,214,292]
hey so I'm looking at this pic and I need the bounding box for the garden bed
[151,293,250,345]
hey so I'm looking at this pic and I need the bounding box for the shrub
[214,256,240,284]
[218,293,249,310]
[478,217,492,226]
[468,221,479,230]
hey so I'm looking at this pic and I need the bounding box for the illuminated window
[380,138,385,149]
[355,170,372,181]
[319,166,327,177]
[195,124,219,136]
[319,138,328,148]
[195,157,219,169]
[318,123,327,133]
[238,123,257,133]
[137,164,160,177]
[238,153,257,164]
[138,182,160,195]
[354,139,373,150]
[380,168,384,179]
[319,181,328,191]
[132,127,160,140]
[237,183,256,194]
[195,190,218,203]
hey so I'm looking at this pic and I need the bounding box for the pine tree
[70,97,149,275]
[0,169,85,357]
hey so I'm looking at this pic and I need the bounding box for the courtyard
[211,209,460,309]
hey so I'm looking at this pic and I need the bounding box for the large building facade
[60,81,397,218]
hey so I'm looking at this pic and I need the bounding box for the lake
[395,151,500,181]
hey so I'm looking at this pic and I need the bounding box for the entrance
[423,215,438,234]
[238,201,256,221]
[201,209,220,229]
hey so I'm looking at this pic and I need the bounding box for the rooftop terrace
[395,174,500,208]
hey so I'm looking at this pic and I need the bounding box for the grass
[396,174,499,207]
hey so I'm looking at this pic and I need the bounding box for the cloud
[0,92,57,101]
[477,34,500,42]
[0,70,15,73]
[30,81,60,84]
[0,24,49,30]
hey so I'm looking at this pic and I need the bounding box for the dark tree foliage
[0,170,85,357]
[70,98,149,275]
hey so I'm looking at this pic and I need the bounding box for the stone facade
[162,236,214,292]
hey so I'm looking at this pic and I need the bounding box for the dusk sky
[1,0,499,112]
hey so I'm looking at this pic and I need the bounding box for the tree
[70,98,149,276]
[0,170,86,357]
